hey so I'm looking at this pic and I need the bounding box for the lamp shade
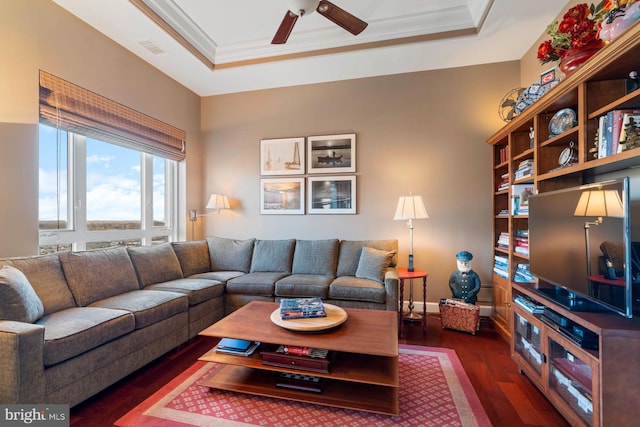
[206,194,230,210]
[573,189,624,218]
[394,195,428,220]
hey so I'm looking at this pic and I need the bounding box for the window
[38,124,178,254]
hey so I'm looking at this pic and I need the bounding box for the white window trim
[39,128,178,251]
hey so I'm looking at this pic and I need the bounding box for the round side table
[397,267,428,338]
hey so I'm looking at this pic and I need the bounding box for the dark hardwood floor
[70,314,570,427]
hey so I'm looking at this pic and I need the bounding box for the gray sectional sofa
[0,237,398,406]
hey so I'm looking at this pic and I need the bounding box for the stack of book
[514,230,529,256]
[514,295,544,314]
[498,146,509,163]
[497,172,509,191]
[497,232,509,250]
[514,263,535,283]
[280,297,327,320]
[597,109,640,158]
[514,159,533,180]
[511,184,534,216]
[214,338,260,356]
[493,255,509,279]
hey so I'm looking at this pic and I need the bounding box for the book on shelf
[497,232,509,249]
[597,109,640,157]
[514,159,533,180]
[493,255,509,279]
[280,297,327,319]
[497,172,509,191]
[514,263,535,283]
[215,338,261,356]
[514,229,529,256]
[511,184,534,215]
[514,295,544,314]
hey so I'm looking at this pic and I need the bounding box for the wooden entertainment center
[487,22,640,427]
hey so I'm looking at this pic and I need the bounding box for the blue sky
[39,125,165,222]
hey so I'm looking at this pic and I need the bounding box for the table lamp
[573,188,624,275]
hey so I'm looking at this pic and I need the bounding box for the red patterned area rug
[115,345,491,426]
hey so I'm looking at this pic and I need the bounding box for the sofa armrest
[383,268,399,311]
[0,321,45,403]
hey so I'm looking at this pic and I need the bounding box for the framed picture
[260,178,305,215]
[260,137,305,176]
[307,133,356,174]
[308,176,356,214]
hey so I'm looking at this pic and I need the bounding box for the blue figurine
[449,251,481,304]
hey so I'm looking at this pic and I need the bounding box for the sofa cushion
[226,272,286,296]
[1,254,76,315]
[250,239,295,273]
[207,237,255,273]
[337,240,398,277]
[291,239,339,276]
[89,290,188,330]
[37,307,135,366]
[172,240,211,276]
[329,276,387,304]
[355,246,397,283]
[275,274,332,298]
[189,271,246,282]
[0,265,45,323]
[59,247,140,306]
[145,278,224,305]
[127,243,183,287]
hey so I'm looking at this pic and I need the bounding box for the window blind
[39,70,186,161]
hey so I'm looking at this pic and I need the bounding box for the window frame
[38,126,178,252]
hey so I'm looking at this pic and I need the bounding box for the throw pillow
[250,239,295,273]
[355,246,397,283]
[0,265,45,323]
[207,237,255,273]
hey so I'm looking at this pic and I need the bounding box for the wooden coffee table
[198,301,399,415]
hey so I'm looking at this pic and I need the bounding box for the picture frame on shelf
[307,133,356,174]
[260,178,305,215]
[307,176,356,214]
[260,137,305,176]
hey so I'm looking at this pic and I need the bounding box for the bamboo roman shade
[39,70,186,161]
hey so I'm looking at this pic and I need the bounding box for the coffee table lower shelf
[199,364,399,415]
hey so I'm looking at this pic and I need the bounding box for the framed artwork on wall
[260,177,305,215]
[308,176,356,214]
[260,137,305,176]
[307,133,356,174]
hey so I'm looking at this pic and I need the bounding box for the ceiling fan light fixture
[287,0,320,16]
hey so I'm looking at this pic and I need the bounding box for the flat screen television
[528,177,634,318]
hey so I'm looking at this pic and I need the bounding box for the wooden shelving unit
[487,21,640,426]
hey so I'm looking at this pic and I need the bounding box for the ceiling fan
[272,0,368,44]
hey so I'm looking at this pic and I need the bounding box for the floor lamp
[189,194,230,240]
[394,194,428,320]
[573,189,624,276]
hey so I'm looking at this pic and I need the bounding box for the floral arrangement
[536,1,636,64]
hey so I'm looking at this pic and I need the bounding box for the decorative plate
[270,303,348,332]
[549,108,577,136]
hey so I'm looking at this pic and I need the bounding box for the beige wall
[520,1,578,86]
[201,62,520,302]
[0,0,202,256]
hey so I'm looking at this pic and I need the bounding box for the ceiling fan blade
[271,11,299,44]
[316,0,367,35]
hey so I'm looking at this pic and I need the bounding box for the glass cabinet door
[513,311,544,376]
[548,338,595,427]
